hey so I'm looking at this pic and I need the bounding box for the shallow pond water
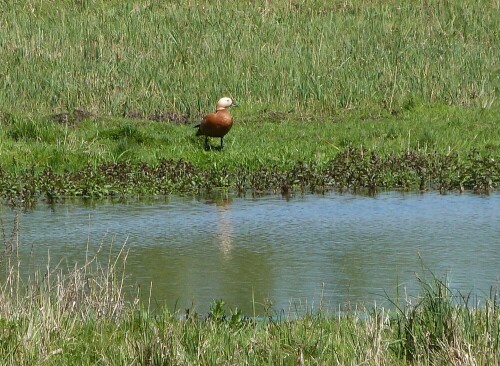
[1,192,499,315]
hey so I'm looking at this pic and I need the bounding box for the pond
[1,192,498,316]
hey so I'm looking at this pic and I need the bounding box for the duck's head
[216,97,238,110]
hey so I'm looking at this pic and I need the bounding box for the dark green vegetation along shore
[0,0,498,203]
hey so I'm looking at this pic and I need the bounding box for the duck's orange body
[195,97,237,150]
[196,109,233,138]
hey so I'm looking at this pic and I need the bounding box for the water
[1,192,499,315]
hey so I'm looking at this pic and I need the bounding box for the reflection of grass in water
[0,216,498,364]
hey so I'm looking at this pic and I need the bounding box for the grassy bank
[0,245,498,365]
[0,0,498,201]
[0,105,498,206]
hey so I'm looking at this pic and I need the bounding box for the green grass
[0,0,498,116]
[0,104,498,205]
[0,238,498,365]
[0,0,498,200]
[0,104,498,173]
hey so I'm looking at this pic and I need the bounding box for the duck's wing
[195,112,217,135]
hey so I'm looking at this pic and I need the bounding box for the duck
[195,97,237,150]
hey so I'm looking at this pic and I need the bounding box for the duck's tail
[194,124,202,136]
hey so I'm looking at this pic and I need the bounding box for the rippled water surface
[1,192,499,315]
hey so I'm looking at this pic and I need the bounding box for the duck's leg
[220,137,224,150]
[204,136,210,151]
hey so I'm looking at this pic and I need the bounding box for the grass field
[0,104,498,171]
[0,104,497,205]
[0,1,498,201]
[1,1,498,116]
[0,0,500,194]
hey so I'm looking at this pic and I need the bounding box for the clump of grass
[0,216,134,364]
[390,272,499,365]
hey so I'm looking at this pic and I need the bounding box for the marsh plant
[0,146,497,208]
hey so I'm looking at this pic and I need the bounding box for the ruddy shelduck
[195,97,237,150]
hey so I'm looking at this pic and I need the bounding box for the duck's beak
[231,101,238,107]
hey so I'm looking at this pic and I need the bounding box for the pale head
[216,97,237,110]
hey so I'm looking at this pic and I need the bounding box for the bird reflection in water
[215,198,233,256]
